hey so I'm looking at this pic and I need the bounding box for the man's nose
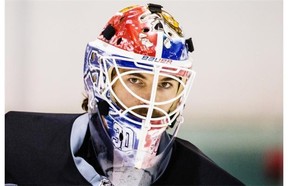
[138,86,153,102]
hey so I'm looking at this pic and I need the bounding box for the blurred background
[5,0,283,185]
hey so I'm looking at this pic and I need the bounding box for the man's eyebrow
[119,69,146,79]
[119,69,178,81]
[160,77,178,82]
[129,73,146,79]
[128,73,177,82]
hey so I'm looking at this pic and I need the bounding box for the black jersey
[5,111,243,185]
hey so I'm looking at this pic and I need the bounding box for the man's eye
[159,82,172,89]
[128,78,142,85]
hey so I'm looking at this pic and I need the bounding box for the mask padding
[148,3,163,13]
[97,100,110,116]
[185,38,194,52]
[101,24,116,40]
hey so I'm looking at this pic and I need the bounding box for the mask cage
[84,46,196,129]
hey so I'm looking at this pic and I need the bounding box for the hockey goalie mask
[83,4,195,185]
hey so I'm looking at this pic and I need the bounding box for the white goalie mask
[83,3,195,185]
